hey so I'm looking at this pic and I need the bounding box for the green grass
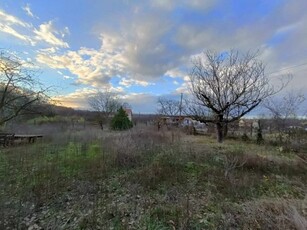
[0,125,306,229]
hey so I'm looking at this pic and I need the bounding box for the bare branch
[88,90,122,129]
[189,49,288,142]
[0,50,49,125]
[157,97,182,116]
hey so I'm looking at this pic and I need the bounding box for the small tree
[88,91,121,129]
[111,107,133,130]
[189,50,287,143]
[0,50,48,126]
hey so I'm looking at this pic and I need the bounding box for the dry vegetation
[0,122,306,229]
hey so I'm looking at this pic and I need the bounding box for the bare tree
[157,97,181,116]
[88,91,121,129]
[264,91,305,143]
[0,50,48,126]
[189,50,286,143]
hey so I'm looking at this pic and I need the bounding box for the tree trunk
[223,123,228,138]
[216,114,224,143]
[216,122,224,143]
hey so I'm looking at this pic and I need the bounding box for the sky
[0,0,306,114]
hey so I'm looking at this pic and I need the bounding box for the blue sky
[0,0,306,113]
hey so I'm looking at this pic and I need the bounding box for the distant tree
[157,97,180,116]
[111,107,133,130]
[88,91,121,129]
[189,50,287,143]
[157,95,185,116]
[264,91,305,143]
[0,50,48,126]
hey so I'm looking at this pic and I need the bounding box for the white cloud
[34,21,69,48]
[36,45,126,87]
[0,23,35,45]
[175,77,191,94]
[119,77,154,87]
[39,47,58,53]
[0,9,30,28]
[0,9,36,45]
[165,68,188,79]
[22,3,37,18]
[56,70,73,79]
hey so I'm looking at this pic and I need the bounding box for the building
[124,108,132,121]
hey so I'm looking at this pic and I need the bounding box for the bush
[111,107,133,130]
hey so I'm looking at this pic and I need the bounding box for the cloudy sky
[0,0,306,113]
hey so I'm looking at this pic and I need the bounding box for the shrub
[111,107,133,130]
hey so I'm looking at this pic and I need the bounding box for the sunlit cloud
[36,45,125,87]
[0,23,35,45]
[53,86,125,109]
[34,21,69,48]
[119,77,154,87]
[0,9,31,28]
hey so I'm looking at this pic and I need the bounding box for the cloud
[0,23,35,45]
[39,47,58,54]
[119,77,154,87]
[53,88,97,109]
[0,9,36,45]
[22,3,37,18]
[36,45,125,87]
[123,93,159,113]
[53,87,125,109]
[0,9,69,48]
[36,23,179,88]
[0,9,30,28]
[151,0,218,11]
[95,17,184,81]
[34,21,69,48]
[165,68,188,79]
[56,70,73,79]
[2,1,307,112]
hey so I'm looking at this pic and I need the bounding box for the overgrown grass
[0,124,306,229]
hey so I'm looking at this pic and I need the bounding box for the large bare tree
[189,50,286,143]
[0,50,48,126]
[88,91,121,129]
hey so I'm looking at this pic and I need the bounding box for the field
[0,123,306,229]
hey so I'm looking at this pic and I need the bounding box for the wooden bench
[14,134,43,144]
[0,133,43,146]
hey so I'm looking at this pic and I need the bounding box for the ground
[0,123,306,229]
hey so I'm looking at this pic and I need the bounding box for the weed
[0,123,306,229]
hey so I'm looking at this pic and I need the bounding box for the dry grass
[0,122,306,229]
[221,198,307,229]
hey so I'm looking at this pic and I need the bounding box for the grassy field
[0,123,306,229]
